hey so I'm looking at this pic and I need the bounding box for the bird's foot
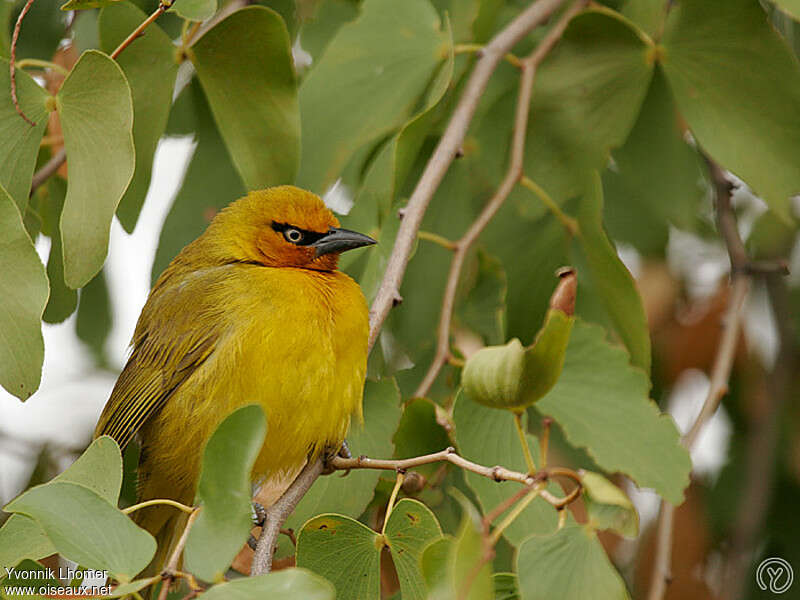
[251,501,267,527]
[321,440,351,474]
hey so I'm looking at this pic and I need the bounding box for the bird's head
[202,186,376,271]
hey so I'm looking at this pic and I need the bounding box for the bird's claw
[251,501,267,527]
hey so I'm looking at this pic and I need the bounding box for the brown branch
[367,0,569,352]
[29,148,66,196]
[719,275,796,599]
[414,0,585,398]
[250,457,324,575]
[157,507,201,600]
[110,0,176,60]
[247,0,574,576]
[647,159,753,600]
[27,0,178,195]
[10,0,38,127]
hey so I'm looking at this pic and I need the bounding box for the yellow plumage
[94,186,374,568]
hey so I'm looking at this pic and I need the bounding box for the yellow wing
[94,263,229,450]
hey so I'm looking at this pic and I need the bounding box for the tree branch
[414,0,585,398]
[10,0,38,127]
[249,0,586,576]
[647,158,755,600]
[367,0,569,352]
[250,457,324,575]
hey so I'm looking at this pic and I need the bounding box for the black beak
[312,227,377,258]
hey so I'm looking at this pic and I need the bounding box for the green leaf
[99,1,178,231]
[153,80,245,281]
[453,394,559,545]
[41,178,77,323]
[575,172,650,372]
[0,436,122,567]
[184,405,267,582]
[54,435,123,502]
[661,0,800,220]
[516,524,630,600]
[456,251,507,345]
[493,573,520,600]
[537,320,690,504]
[482,210,569,358]
[603,67,707,255]
[774,0,800,21]
[201,569,335,600]
[76,269,113,366]
[61,0,122,10]
[297,0,450,192]
[747,209,797,260]
[296,514,381,600]
[620,0,667,38]
[579,470,639,538]
[171,0,216,21]
[421,491,492,600]
[56,50,134,288]
[103,577,161,598]
[393,398,451,479]
[421,536,453,593]
[524,7,654,204]
[191,6,299,190]
[4,481,155,581]
[0,559,60,599]
[385,499,443,600]
[0,58,49,212]
[0,183,48,399]
[8,0,64,61]
[282,379,401,543]
[0,515,56,568]
[295,0,360,64]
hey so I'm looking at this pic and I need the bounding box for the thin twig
[157,507,201,600]
[29,149,66,197]
[413,0,587,398]
[719,275,796,599]
[10,0,38,126]
[250,458,325,575]
[111,0,175,60]
[367,0,569,352]
[647,158,754,600]
[248,0,585,576]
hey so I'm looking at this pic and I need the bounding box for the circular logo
[756,557,794,594]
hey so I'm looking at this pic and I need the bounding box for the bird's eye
[283,228,303,244]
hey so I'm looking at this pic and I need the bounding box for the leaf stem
[122,498,196,515]
[412,0,587,399]
[111,0,176,60]
[513,412,537,474]
[9,0,38,126]
[381,471,406,536]
[519,175,579,235]
[15,58,70,76]
[540,417,552,468]
[157,507,201,600]
[452,43,522,68]
[488,482,544,546]
[417,230,457,250]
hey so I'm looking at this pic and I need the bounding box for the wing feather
[94,266,228,450]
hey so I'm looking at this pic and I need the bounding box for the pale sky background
[0,134,793,540]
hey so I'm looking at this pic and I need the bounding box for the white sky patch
[292,35,313,71]
[667,369,732,480]
[323,179,354,215]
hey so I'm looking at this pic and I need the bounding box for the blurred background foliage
[1,0,800,598]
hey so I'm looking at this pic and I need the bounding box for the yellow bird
[94,185,375,566]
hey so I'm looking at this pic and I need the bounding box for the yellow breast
[147,264,369,489]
